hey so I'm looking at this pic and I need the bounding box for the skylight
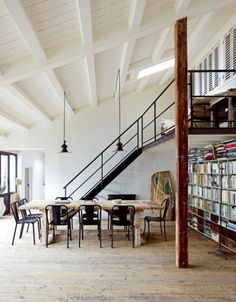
[137,59,175,79]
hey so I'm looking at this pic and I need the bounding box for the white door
[25,167,32,201]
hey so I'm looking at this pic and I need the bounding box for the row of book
[188,139,236,161]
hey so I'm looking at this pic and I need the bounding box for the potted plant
[0,185,6,217]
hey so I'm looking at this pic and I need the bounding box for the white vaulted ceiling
[0,0,235,137]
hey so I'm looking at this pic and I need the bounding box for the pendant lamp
[114,69,124,152]
[60,91,69,153]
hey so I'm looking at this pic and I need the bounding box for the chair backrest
[45,205,69,225]
[11,201,20,223]
[18,198,28,219]
[79,204,101,224]
[55,196,73,200]
[161,198,170,219]
[111,205,135,225]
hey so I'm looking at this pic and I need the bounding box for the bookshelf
[188,142,236,253]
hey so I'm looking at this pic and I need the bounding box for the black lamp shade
[60,140,69,153]
[116,140,123,152]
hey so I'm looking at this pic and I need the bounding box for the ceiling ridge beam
[76,0,97,107]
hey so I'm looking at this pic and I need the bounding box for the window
[197,43,220,95]
[196,24,236,95]
[0,151,17,194]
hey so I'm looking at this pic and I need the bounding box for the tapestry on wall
[150,170,175,220]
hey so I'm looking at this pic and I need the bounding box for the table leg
[134,211,142,247]
[40,209,47,246]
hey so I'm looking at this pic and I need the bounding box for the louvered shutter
[225,33,231,80]
[199,62,203,96]
[233,27,236,73]
[214,45,219,87]
[204,57,208,94]
[209,52,213,91]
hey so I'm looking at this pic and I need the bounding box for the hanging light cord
[113,69,121,140]
[63,91,66,142]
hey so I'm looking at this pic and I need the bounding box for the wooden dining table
[19,199,162,247]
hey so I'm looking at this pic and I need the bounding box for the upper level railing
[189,69,236,128]
[64,69,236,198]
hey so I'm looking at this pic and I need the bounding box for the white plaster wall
[0,83,175,200]
[19,150,45,200]
[100,144,176,200]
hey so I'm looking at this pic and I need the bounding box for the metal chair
[19,198,42,235]
[45,205,72,248]
[143,198,170,240]
[11,201,40,245]
[55,196,77,228]
[78,204,102,248]
[110,205,135,248]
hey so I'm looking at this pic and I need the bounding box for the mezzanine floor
[0,214,235,302]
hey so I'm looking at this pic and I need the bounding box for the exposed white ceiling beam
[3,0,47,63]
[4,84,51,121]
[0,20,173,87]
[159,69,174,86]
[116,0,146,98]
[175,0,191,14]
[129,0,146,30]
[136,77,149,93]
[0,110,29,130]
[3,0,74,114]
[76,0,93,45]
[136,27,171,92]
[76,0,97,107]
[44,70,74,114]
[152,27,171,62]
[119,41,136,97]
[188,12,213,51]
[84,55,97,107]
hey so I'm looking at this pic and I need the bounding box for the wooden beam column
[175,17,188,268]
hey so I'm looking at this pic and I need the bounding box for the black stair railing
[63,79,175,198]
[64,69,236,198]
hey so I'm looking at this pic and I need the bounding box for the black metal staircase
[63,69,236,199]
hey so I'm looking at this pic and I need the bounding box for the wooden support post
[175,18,188,268]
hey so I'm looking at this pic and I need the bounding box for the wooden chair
[110,205,135,248]
[143,198,170,241]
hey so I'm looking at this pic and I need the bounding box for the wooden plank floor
[0,214,236,302]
